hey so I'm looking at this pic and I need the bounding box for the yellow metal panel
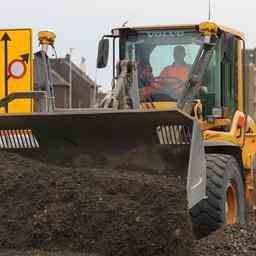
[237,39,244,112]
[217,24,244,39]
[140,101,176,110]
[0,28,33,113]
[248,63,255,116]
[113,22,244,39]
[203,111,245,146]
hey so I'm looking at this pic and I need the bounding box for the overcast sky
[1,0,256,90]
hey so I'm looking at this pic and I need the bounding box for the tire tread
[190,153,241,239]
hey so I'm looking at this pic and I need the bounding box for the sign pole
[208,0,212,20]
[69,48,75,109]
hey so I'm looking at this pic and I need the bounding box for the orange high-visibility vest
[160,63,190,81]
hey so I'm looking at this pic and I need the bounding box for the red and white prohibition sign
[8,59,27,79]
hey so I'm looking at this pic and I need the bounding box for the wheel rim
[225,182,238,225]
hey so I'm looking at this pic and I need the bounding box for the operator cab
[97,22,245,121]
[123,28,200,102]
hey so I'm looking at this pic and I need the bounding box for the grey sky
[1,0,256,90]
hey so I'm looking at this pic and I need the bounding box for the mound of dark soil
[0,152,194,256]
[0,250,91,256]
[2,150,256,256]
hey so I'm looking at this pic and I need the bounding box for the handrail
[0,91,46,108]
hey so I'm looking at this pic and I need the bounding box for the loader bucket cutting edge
[0,108,206,209]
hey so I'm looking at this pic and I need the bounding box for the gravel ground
[193,210,256,256]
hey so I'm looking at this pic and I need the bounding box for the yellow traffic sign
[0,28,32,113]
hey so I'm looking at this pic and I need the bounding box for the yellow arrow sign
[0,28,32,113]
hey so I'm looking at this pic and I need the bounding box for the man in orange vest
[159,45,190,98]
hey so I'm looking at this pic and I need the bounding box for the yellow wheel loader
[0,22,256,240]
[95,21,256,238]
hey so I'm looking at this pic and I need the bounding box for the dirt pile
[194,210,256,256]
[0,250,91,256]
[0,152,194,256]
[2,150,256,256]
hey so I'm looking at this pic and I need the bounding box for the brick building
[34,53,96,109]
[50,55,96,108]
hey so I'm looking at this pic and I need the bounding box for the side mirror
[97,38,109,68]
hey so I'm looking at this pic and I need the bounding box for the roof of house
[51,69,70,87]
[50,57,96,89]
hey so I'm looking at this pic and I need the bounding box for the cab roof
[112,23,244,39]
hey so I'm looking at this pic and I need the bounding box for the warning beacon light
[38,30,56,53]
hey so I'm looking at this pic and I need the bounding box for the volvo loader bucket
[0,108,206,210]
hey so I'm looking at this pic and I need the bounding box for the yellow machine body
[137,22,256,210]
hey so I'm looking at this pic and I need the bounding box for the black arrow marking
[21,53,29,64]
[1,33,11,42]
[1,32,11,113]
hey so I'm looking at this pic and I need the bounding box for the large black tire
[190,154,245,239]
